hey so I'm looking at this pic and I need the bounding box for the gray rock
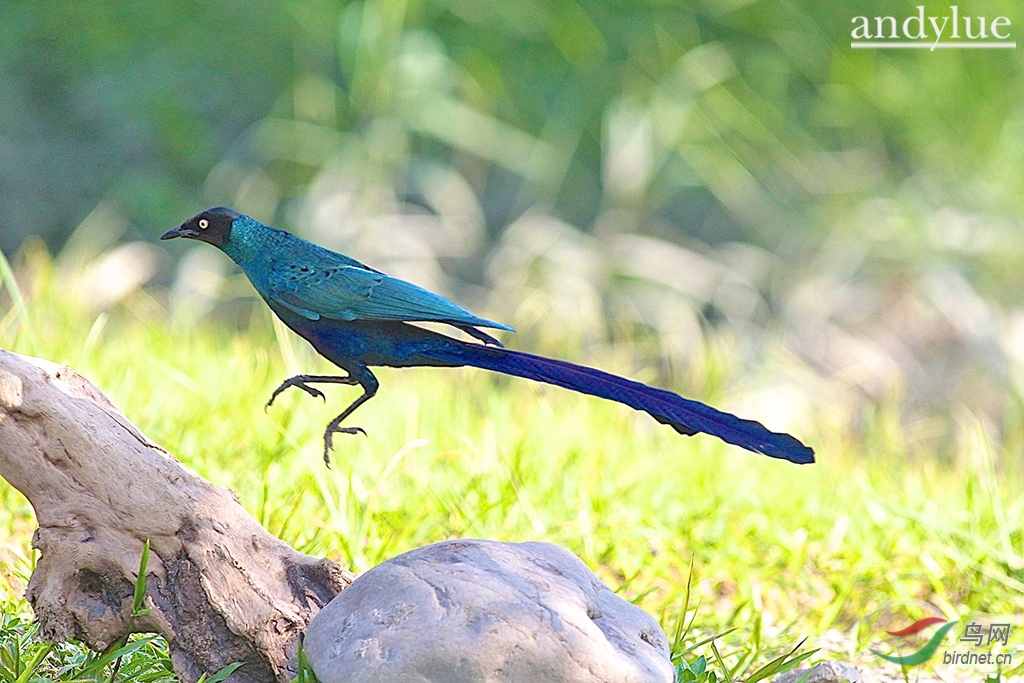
[772,661,861,683]
[304,539,674,683]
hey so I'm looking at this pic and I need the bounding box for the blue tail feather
[426,341,814,464]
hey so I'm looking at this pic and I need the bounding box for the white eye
[198,219,209,230]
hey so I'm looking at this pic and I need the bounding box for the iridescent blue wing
[267,260,513,332]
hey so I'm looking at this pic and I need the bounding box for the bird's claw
[266,379,326,409]
[322,425,368,466]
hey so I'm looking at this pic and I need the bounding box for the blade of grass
[132,539,152,617]
[0,248,33,344]
[743,638,819,683]
[13,643,54,683]
[710,640,734,683]
[196,661,244,683]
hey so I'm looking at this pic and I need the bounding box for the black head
[161,207,240,247]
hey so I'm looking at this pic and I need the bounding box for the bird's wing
[267,261,379,320]
[267,260,513,331]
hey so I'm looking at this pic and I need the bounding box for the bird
[162,207,814,466]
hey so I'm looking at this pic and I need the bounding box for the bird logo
[870,616,956,666]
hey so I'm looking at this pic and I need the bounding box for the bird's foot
[265,376,327,410]
[323,425,367,466]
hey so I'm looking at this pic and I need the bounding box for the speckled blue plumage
[222,214,511,332]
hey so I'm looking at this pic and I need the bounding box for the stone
[304,539,674,683]
[772,661,861,683]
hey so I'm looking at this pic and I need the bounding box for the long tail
[423,340,814,464]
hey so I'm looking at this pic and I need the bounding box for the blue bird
[162,207,814,466]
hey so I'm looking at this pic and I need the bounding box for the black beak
[161,225,191,240]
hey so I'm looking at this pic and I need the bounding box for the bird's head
[161,207,241,247]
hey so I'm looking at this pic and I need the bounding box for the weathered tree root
[0,348,354,682]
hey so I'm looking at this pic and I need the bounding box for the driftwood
[0,348,354,682]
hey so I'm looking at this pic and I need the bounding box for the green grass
[1,249,1022,682]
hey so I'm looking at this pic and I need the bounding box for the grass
[1,247,1022,682]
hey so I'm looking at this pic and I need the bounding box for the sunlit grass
[1,252,1022,681]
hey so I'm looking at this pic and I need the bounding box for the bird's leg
[322,369,379,466]
[266,374,360,409]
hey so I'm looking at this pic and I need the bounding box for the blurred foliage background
[2,0,1024,461]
